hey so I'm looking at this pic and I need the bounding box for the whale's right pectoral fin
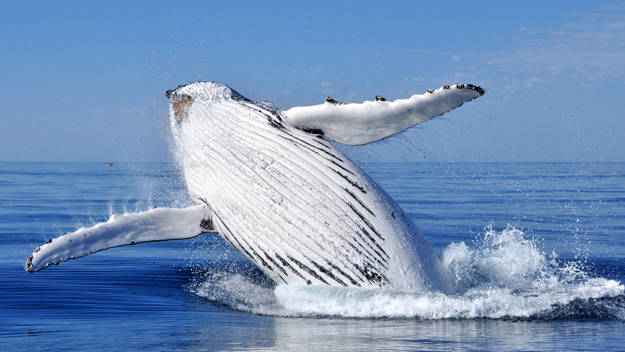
[25,205,215,273]
[283,83,485,145]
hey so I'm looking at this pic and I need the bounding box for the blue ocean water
[1,162,624,351]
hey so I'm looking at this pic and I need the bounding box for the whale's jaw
[166,82,451,292]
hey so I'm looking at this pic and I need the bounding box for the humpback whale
[25,82,484,292]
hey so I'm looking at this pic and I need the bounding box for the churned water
[1,162,624,351]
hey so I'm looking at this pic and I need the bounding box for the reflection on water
[267,318,624,352]
[180,314,625,352]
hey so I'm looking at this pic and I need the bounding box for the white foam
[191,227,624,319]
[272,278,621,319]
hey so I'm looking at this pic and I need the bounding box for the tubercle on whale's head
[164,81,252,123]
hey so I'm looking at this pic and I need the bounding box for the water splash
[190,227,624,320]
[441,225,586,293]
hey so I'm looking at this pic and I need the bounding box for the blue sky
[1,1,624,162]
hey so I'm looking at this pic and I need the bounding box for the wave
[189,227,625,320]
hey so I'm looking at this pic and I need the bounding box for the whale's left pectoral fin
[283,83,485,145]
[25,205,215,273]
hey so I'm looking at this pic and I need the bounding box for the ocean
[1,161,624,351]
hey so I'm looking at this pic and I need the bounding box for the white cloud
[459,5,625,90]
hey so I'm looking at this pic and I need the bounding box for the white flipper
[25,205,214,273]
[283,84,484,145]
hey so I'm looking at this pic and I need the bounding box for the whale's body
[26,81,484,293]
[169,83,446,291]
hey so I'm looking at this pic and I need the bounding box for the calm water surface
[1,162,624,351]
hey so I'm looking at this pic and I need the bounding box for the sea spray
[441,226,579,293]
[190,226,624,319]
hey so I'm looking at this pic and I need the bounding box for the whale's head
[164,81,286,203]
